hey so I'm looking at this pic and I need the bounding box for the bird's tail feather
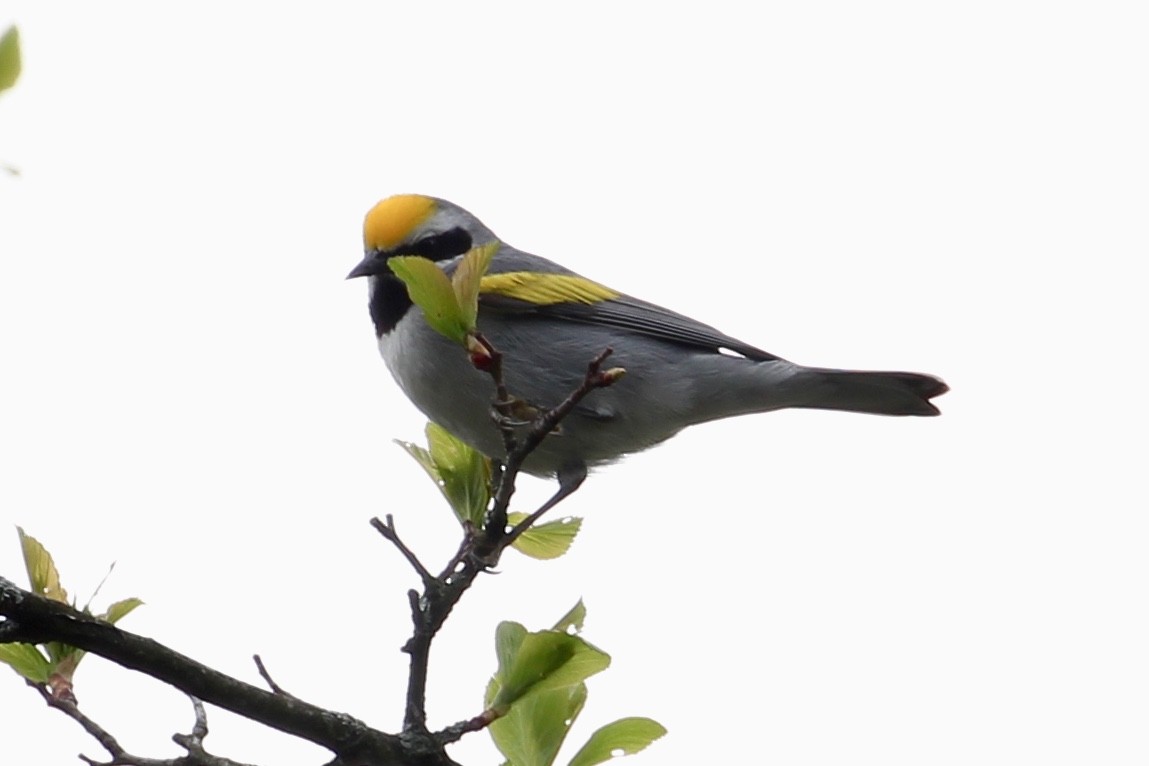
[795,368,949,416]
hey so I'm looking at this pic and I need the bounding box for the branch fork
[372,339,623,744]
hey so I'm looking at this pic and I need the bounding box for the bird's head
[347,194,499,280]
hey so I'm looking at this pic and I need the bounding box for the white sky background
[1,2,1146,764]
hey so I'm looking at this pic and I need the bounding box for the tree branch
[380,345,620,743]
[484,347,617,553]
[371,515,436,589]
[252,654,296,699]
[0,577,440,766]
[3,341,619,766]
[34,683,258,766]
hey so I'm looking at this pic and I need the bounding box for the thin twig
[484,348,617,553]
[518,347,615,460]
[252,655,296,699]
[190,697,210,741]
[472,332,517,458]
[393,343,620,741]
[34,684,256,766]
[171,697,261,766]
[34,682,128,762]
[371,515,436,587]
[435,708,499,745]
[504,502,561,547]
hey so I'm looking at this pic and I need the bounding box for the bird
[347,194,948,513]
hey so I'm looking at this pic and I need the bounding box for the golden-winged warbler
[348,195,947,510]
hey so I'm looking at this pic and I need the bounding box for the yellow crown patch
[363,194,437,252]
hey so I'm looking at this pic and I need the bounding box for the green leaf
[100,597,144,625]
[18,527,69,603]
[551,600,587,634]
[0,643,51,683]
[0,26,20,94]
[566,717,668,766]
[6,529,140,693]
[397,424,491,526]
[452,241,498,328]
[396,438,442,485]
[489,621,529,705]
[44,637,82,666]
[388,256,467,342]
[490,681,587,766]
[489,628,610,715]
[426,422,490,527]
[509,514,582,560]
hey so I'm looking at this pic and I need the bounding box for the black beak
[347,252,385,279]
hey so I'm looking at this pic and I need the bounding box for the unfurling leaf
[452,241,498,328]
[489,681,587,766]
[509,513,582,560]
[426,423,490,527]
[100,597,144,625]
[566,717,668,766]
[398,423,491,526]
[18,527,68,603]
[9,529,143,692]
[395,439,441,484]
[487,624,610,715]
[552,600,587,634]
[0,643,51,684]
[485,606,665,766]
[388,256,467,342]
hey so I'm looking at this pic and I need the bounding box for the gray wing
[467,245,781,361]
[480,291,781,362]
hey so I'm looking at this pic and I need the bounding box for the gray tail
[798,368,949,416]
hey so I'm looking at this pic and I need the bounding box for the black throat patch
[367,226,475,337]
[369,275,413,337]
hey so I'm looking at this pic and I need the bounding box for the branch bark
[2,343,620,765]
[0,577,453,766]
[374,346,620,743]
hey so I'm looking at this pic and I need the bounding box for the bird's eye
[406,227,473,261]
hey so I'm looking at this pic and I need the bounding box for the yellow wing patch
[480,272,620,306]
[363,194,437,251]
